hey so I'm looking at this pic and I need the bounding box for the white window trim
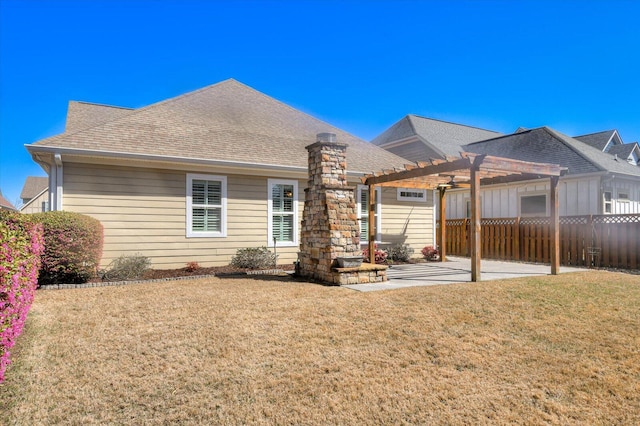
[357,185,382,244]
[617,191,630,202]
[518,192,548,217]
[268,179,298,247]
[603,190,613,214]
[186,173,227,238]
[397,187,427,202]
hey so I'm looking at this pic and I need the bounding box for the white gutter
[25,144,373,179]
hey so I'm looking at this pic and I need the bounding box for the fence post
[514,216,520,261]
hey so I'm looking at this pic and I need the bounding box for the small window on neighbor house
[618,192,630,202]
[41,201,49,212]
[268,179,298,246]
[520,194,547,216]
[604,191,612,213]
[397,188,426,202]
[186,174,227,237]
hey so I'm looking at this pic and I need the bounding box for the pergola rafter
[362,152,568,282]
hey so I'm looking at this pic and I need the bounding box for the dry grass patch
[2,271,639,424]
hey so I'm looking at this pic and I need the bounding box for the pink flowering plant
[0,211,44,382]
[421,245,439,261]
[363,244,388,264]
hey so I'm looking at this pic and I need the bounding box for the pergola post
[470,165,481,281]
[438,187,447,262]
[368,184,376,265]
[550,176,560,275]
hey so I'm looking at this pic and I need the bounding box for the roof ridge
[34,79,240,144]
[573,129,616,138]
[464,127,538,146]
[69,100,134,110]
[542,127,607,172]
[408,114,502,134]
[407,115,447,158]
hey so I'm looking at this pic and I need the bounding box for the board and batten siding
[608,177,640,214]
[444,176,602,219]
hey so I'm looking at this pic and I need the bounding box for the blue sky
[1,0,639,207]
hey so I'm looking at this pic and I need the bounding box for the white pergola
[362,152,568,281]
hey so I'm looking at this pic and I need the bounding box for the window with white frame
[618,191,630,202]
[357,185,381,243]
[268,179,298,246]
[397,187,427,202]
[186,174,227,237]
[520,194,547,217]
[604,191,612,214]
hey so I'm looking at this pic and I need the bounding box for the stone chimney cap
[316,132,337,143]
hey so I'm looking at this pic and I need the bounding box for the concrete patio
[342,256,586,292]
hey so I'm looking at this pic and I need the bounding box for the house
[373,115,640,218]
[19,176,49,214]
[574,130,640,166]
[0,190,17,211]
[25,79,434,269]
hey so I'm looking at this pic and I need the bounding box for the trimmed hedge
[31,211,104,285]
[0,210,44,382]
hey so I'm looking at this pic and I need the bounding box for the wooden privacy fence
[442,214,640,270]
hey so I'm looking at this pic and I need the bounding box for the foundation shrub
[0,211,44,382]
[185,261,200,272]
[421,245,439,261]
[387,244,415,262]
[101,253,151,281]
[231,247,276,269]
[363,244,388,264]
[31,211,103,285]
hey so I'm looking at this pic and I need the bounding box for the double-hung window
[186,174,227,237]
[268,179,298,246]
[357,185,381,244]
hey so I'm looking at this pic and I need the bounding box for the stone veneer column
[299,133,362,284]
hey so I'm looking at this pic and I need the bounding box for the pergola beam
[362,153,568,281]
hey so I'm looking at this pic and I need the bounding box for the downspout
[53,153,63,211]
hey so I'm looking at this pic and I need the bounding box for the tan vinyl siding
[63,162,306,269]
[20,190,49,214]
[378,187,434,257]
[62,162,435,269]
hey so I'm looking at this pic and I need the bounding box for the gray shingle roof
[463,127,640,178]
[574,130,617,151]
[31,79,408,173]
[372,114,502,157]
[20,176,48,200]
[65,101,134,132]
[608,143,636,159]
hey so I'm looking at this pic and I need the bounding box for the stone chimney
[298,133,362,284]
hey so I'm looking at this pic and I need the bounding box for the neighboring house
[374,115,640,218]
[0,190,17,211]
[371,114,503,161]
[26,79,434,269]
[19,176,49,214]
[574,130,640,166]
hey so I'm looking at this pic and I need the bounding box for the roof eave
[25,144,373,178]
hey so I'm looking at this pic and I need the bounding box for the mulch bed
[141,263,295,280]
